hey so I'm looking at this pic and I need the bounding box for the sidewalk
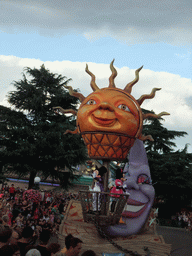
[157,226,192,256]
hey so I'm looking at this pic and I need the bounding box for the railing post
[103,160,110,192]
[103,160,110,215]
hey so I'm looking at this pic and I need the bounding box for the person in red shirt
[9,184,15,200]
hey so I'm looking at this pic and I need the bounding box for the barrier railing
[79,190,129,226]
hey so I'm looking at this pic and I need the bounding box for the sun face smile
[92,115,117,126]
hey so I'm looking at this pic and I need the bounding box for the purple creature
[105,139,155,236]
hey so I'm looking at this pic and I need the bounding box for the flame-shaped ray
[63,85,85,102]
[137,88,161,106]
[138,134,154,142]
[124,66,143,94]
[143,111,170,120]
[109,59,117,88]
[53,106,77,116]
[85,64,100,91]
[64,128,80,135]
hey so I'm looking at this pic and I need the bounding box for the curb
[157,225,192,233]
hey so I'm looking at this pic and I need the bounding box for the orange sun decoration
[53,60,169,160]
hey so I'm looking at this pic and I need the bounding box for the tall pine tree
[142,109,192,214]
[0,65,87,188]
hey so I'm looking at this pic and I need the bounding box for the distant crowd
[175,211,192,231]
[0,183,81,256]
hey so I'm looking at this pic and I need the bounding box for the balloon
[59,60,169,161]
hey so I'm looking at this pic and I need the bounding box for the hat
[115,168,123,179]
[97,166,107,177]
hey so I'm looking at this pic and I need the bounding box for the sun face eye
[137,174,150,185]
[117,104,130,112]
[86,99,97,105]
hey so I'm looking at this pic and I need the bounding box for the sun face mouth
[92,115,117,126]
[122,198,148,218]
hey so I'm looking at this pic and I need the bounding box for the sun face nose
[98,102,114,112]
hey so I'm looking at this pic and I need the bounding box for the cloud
[0,55,192,151]
[1,0,192,45]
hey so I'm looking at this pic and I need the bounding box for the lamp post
[34,176,41,190]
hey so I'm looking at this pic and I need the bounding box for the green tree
[142,109,192,214]
[0,65,87,189]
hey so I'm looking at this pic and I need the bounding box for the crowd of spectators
[175,211,192,231]
[0,183,80,256]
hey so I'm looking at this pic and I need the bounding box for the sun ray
[143,111,170,120]
[85,64,100,91]
[64,127,80,135]
[53,106,77,116]
[124,66,143,94]
[109,59,117,88]
[138,134,154,142]
[137,88,161,106]
[63,85,85,102]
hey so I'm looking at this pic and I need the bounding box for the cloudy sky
[0,0,192,152]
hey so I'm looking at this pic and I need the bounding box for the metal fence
[79,190,129,226]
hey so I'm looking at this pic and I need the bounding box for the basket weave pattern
[81,131,135,160]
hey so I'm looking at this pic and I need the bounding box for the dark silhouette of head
[65,234,83,249]
[97,166,107,177]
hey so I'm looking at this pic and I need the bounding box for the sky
[0,0,192,152]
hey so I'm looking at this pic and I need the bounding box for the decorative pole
[34,176,41,190]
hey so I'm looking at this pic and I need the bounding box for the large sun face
[77,88,142,138]
[54,60,169,160]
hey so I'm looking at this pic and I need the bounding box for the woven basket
[79,190,129,226]
[81,131,135,160]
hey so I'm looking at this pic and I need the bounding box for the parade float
[54,60,172,255]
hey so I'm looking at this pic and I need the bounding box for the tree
[142,109,192,214]
[0,65,87,189]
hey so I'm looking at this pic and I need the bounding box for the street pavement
[157,226,192,256]
[56,225,192,255]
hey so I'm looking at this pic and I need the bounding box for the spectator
[58,234,83,256]
[0,224,19,256]
[40,190,45,202]
[0,185,82,256]
[26,248,41,256]
[81,250,97,256]
[12,199,21,224]
[47,242,61,255]
[58,200,64,214]
[9,185,15,200]
[2,214,10,228]
[9,227,20,245]
[0,244,19,256]
[17,226,35,256]
[15,212,24,228]
[36,229,51,256]
[0,192,4,199]
[0,223,12,244]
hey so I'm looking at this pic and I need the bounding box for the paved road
[56,224,192,255]
[157,226,192,256]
